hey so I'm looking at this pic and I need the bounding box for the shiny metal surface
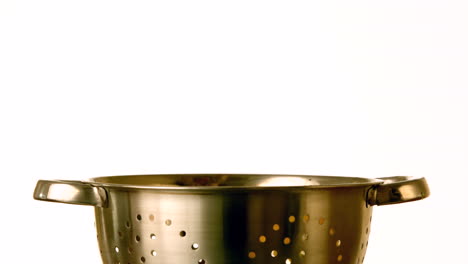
[91,174,385,189]
[33,174,430,264]
[34,180,107,207]
[367,176,430,206]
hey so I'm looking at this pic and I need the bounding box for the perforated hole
[366,227,368,234]
[299,250,306,257]
[285,258,292,264]
[198,259,206,264]
[283,237,291,245]
[318,217,325,225]
[180,231,187,237]
[271,250,278,257]
[259,235,267,243]
[140,256,146,263]
[126,221,130,228]
[128,247,134,254]
[150,234,156,240]
[248,251,256,259]
[114,246,120,253]
[151,250,157,256]
[165,219,172,226]
[192,243,199,250]
[273,224,280,231]
[136,235,141,242]
[288,215,296,223]
[137,214,142,221]
[337,255,343,262]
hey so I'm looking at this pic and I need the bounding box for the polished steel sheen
[33,174,430,264]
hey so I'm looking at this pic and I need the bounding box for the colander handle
[33,180,108,207]
[367,176,430,206]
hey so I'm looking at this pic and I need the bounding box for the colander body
[96,186,371,264]
[34,174,430,264]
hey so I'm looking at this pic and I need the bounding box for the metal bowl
[34,174,430,264]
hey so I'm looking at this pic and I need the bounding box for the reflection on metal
[366,176,430,206]
[257,177,314,187]
[34,180,107,207]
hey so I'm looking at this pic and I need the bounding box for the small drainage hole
[271,250,278,257]
[337,255,343,262]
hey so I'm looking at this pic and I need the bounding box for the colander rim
[86,173,384,190]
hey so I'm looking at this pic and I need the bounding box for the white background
[0,0,467,263]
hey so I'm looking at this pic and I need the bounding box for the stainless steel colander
[33,174,429,264]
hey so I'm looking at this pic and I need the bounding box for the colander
[33,174,429,264]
